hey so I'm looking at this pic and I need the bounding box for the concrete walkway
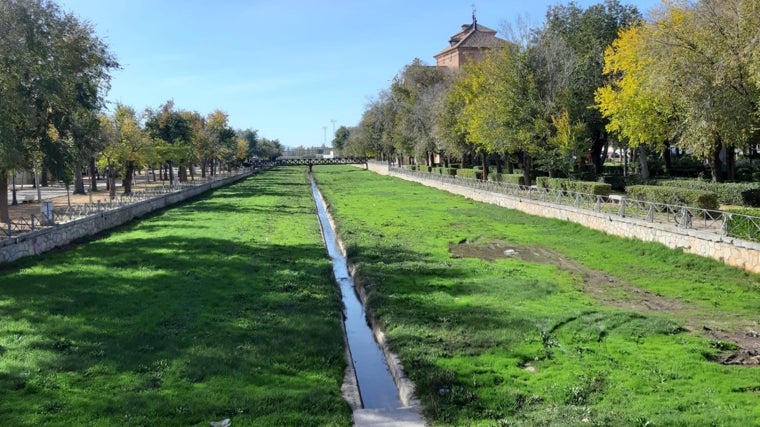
[354,407,426,426]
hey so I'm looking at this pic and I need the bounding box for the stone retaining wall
[365,161,760,273]
[0,172,251,264]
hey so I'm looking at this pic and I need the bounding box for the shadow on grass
[0,168,354,425]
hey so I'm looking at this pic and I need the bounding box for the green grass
[0,168,352,426]
[314,167,760,426]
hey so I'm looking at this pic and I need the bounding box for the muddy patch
[450,240,760,365]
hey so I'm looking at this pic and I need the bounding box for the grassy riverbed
[0,169,351,426]
[315,167,760,426]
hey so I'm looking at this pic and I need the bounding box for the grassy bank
[314,167,760,426]
[0,168,352,426]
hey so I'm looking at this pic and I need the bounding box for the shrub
[489,173,525,185]
[657,179,760,206]
[741,189,760,207]
[456,169,483,180]
[536,177,611,196]
[626,185,719,209]
[442,168,457,176]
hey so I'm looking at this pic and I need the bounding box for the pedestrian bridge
[253,157,368,169]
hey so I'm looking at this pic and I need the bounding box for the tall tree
[544,0,642,174]
[332,126,350,153]
[0,0,116,221]
[144,100,193,184]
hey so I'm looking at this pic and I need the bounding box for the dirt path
[451,240,760,365]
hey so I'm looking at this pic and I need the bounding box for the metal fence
[1,169,252,240]
[390,166,760,243]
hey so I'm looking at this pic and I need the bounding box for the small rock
[209,419,231,427]
[503,249,517,257]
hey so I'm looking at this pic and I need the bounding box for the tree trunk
[179,165,187,182]
[726,146,736,181]
[521,153,532,187]
[123,161,134,195]
[74,164,86,194]
[108,164,116,200]
[0,170,9,223]
[89,158,98,191]
[200,159,207,178]
[481,152,488,181]
[710,142,724,183]
[168,160,174,186]
[638,146,650,180]
[41,164,49,187]
[663,143,672,175]
[590,138,605,175]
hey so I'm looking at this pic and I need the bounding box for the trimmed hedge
[657,179,760,207]
[536,177,612,196]
[626,185,719,209]
[488,173,526,185]
[456,168,483,180]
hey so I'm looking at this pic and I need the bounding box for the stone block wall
[0,173,250,265]
[365,162,760,273]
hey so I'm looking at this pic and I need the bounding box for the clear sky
[57,0,663,148]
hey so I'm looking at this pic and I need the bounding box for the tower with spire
[434,8,505,69]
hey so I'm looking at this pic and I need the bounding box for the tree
[144,100,193,184]
[595,24,678,178]
[332,126,350,153]
[0,0,117,221]
[544,0,642,174]
[391,59,452,166]
[597,0,760,181]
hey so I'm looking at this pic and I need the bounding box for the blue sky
[58,0,663,148]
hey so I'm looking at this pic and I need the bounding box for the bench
[608,194,628,203]
[22,194,35,203]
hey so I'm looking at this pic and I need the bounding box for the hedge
[626,185,719,209]
[536,177,612,196]
[456,168,483,180]
[488,173,525,185]
[656,179,760,207]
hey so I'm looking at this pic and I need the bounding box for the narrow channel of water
[310,177,403,409]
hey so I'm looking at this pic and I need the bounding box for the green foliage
[723,208,760,241]
[537,177,612,195]
[488,173,525,185]
[626,185,719,209]
[657,179,760,207]
[455,168,483,180]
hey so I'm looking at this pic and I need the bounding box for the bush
[489,173,525,185]
[741,189,760,207]
[442,168,457,176]
[456,169,483,180]
[536,177,612,196]
[626,185,719,209]
[657,179,760,206]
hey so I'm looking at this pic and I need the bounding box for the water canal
[310,177,403,409]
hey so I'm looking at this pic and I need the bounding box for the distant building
[434,14,506,69]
